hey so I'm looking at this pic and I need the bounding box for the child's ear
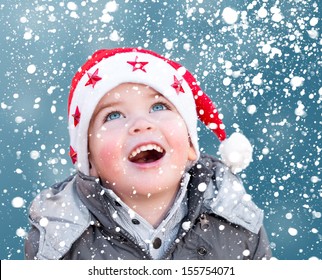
[88,155,99,177]
[188,142,198,161]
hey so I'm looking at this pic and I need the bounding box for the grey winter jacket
[25,155,272,260]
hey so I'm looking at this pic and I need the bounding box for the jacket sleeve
[200,154,273,259]
[24,225,40,260]
[202,157,264,234]
[253,226,272,259]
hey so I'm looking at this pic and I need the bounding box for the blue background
[0,0,321,260]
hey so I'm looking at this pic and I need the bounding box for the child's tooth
[132,144,163,157]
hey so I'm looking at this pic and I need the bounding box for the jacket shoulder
[26,175,91,259]
[198,153,224,169]
[196,154,264,234]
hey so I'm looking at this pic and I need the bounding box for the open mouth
[128,144,165,164]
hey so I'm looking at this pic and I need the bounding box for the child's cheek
[168,122,190,153]
[162,114,185,129]
[98,140,118,160]
[170,118,189,137]
[103,135,126,159]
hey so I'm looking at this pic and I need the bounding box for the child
[25,47,272,260]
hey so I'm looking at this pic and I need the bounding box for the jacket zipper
[100,226,153,260]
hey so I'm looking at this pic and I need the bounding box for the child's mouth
[128,144,165,164]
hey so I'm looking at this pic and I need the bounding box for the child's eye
[105,111,124,122]
[150,103,169,112]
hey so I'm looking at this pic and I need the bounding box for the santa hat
[68,47,252,175]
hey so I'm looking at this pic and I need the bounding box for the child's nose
[129,117,155,135]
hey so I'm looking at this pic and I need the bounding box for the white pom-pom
[219,132,253,173]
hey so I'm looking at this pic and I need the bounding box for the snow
[243,249,250,256]
[252,73,263,86]
[112,212,118,219]
[39,217,49,227]
[67,2,77,11]
[20,16,28,24]
[309,17,319,27]
[271,11,283,23]
[242,193,252,202]
[197,182,207,192]
[247,104,257,114]
[27,64,36,74]
[222,7,238,25]
[262,147,269,155]
[105,1,118,13]
[290,76,305,89]
[307,29,319,39]
[100,13,113,23]
[257,7,268,19]
[261,43,271,54]
[15,116,25,124]
[312,211,321,219]
[294,101,306,117]
[50,105,56,114]
[288,228,298,236]
[11,197,25,208]
[47,86,57,95]
[216,206,224,213]
[23,30,32,40]
[109,30,121,42]
[16,228,27,238]
[223,77,231,86]
[310,176,320,183]
[30,150,40,160]
[285,213,293,220]
[128,209,135,219]
[15,168,23,174]
[181,221,191,230]
[219,225,225,231]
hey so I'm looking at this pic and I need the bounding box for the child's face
[88,83,197,199]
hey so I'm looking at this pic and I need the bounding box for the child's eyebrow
[98,101,121,110]
[92,100,122,119]
[93,91,168,116]
[150,93,167,101]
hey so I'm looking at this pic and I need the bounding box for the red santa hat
[68,47,252,175]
